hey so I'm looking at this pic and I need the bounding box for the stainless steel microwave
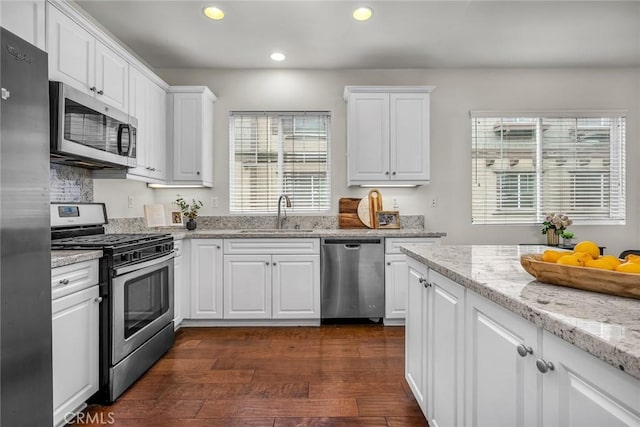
[49,81,137,169]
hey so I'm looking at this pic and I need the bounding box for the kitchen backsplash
[105,215,425,233]
[49,164,93,202]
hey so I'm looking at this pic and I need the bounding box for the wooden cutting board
[338,198,367,228]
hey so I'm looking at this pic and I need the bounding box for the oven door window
[123,267,169,339]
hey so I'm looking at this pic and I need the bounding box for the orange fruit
[572,252,593,265]
[584,259,616,270]
[556,255,582,266]
[598,255,622,269]
[624,254,640,264]
[615,262,640,274]
[573,241,600,259]
[542,250,569,263]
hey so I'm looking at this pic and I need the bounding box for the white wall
[94,67,640,256]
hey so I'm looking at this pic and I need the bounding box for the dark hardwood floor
[73,325,428,426]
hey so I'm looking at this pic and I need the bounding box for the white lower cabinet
[465,290,540,427]
[224,254,271,319]
[385,237,440,321]
[223,239,321,320]
[541,330,640,427]
[405,259,466,425]
[190,239,223,319]
[427,270,465,427]
[52,285,99,427]
[405,259,428,414]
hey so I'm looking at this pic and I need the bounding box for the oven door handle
[114,253,175,276]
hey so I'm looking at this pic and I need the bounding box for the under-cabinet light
[203,6,224,20]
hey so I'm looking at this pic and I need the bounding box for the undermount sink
[237,229,315,233]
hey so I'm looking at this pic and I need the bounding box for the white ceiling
[75,0,640,70]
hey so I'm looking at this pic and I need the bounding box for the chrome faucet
[277,194,291,229]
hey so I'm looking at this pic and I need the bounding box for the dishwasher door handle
[344,244,361,250]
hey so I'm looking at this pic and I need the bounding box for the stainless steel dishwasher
[321,238,384,321]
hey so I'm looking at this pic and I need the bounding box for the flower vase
[562,238,573,246]
[186,219,197,231]
[546,232,559,246]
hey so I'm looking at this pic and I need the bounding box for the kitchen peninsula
[402,244,640,427]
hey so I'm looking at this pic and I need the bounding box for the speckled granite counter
[51,250,103,268]
[401,244,640,380]
[171,228,445,239]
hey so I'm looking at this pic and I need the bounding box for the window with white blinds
[230,112,331,213]
[472,114,626,225]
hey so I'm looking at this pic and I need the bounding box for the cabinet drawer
[173,239,183,257]
[51,260,99,300]
[385,237,440,254]
[224,238,320,255]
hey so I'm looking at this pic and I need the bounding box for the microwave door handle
[125,125,134,157]
[117,124,125,155]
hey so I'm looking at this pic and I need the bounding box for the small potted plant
[175,197,203,230]
[541,212,572,246]
[560,230,575,246]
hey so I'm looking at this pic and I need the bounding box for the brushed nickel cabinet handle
[517,344,533,357]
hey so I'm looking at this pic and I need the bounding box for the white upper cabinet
[166,86,216,187]
[1,0,46,49]
[47,3,128,112]
[344,86,434,186]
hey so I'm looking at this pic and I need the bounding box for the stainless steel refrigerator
[1,28,52,426]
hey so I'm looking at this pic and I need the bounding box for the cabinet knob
[272,262,277,266]
[517,344,533,357]
[197,171,200,175]
[387,262,391,266]
[266,262,270,266]
[385,171,389,175]
[59,278,70,285]
[216,245,221,249]
[94,297,103,303]
[536,359,555,373]
[97,90,104,95]
[90,86,97,92]
[392,171,397,175]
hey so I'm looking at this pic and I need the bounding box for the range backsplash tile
[49,164,93,202]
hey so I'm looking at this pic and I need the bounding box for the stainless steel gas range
[51,203,174,403]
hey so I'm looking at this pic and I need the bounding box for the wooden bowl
[520,254,640,299]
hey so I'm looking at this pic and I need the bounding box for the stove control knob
[165,243,172,252]
[121,253,131,261]
[156,245,163,252]
[133,251,141,259]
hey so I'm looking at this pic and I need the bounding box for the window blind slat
[472,115,625,225]
[230,113,331,213]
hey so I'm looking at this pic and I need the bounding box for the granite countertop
[172,228,446,239]
[401,244,640,380]
[51,250,103,268]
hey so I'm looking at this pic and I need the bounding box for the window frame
[229,111,332,215]
[471,111,626,226]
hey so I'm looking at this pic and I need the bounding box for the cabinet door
[385,253,409,319]
[465,291,539,427]
[542,331,640,427]
[405,259,428,415]
[190,239,223,319]
[172,92,203,182]
[347,92,390,182]
[224,254,271,319]
[128,67,150,175]
[148,82,167,180]
[272,254,320,319]
[94,40,128,112]
[427,270,465,427]
[390,93,430,181]
[47,5,95,94]
[1,0,46,49]
[173,255,183,327]
[52,286,99,427]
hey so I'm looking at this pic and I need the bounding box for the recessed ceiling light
[270,52,286,61]
[352,7,373,21]
[203,6,224,20]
